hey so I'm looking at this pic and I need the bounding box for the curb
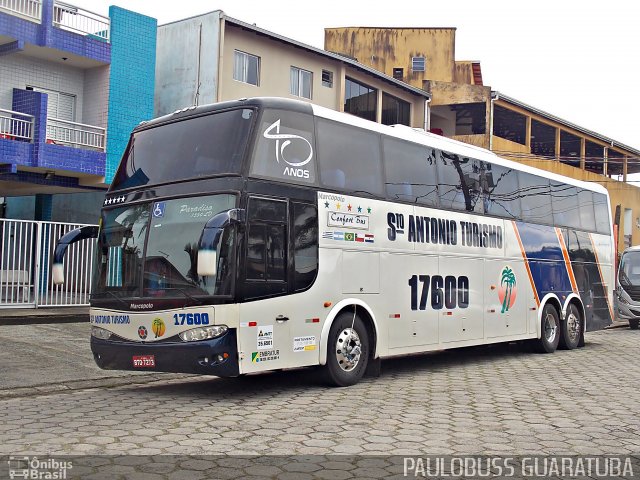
[0,314,88,326]
[0,373,197,400]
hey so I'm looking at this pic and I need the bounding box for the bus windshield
[619,251,640,287]
[111,108,255,190]
[93,194,237,299]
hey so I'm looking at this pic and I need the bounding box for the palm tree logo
[499,266,517,313]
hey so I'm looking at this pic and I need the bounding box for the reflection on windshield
[94,194,236,299]
[620,252,640,287]
[111,108,254,190]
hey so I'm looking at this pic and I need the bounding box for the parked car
[614,246,640,329]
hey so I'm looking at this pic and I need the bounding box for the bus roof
[134,96,608,198]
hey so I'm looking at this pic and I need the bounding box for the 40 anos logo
[263,119,313,179]
[498,266,517,313]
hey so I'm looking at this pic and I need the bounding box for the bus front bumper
[90,329,239,376]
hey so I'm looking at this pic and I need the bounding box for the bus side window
[551,182,579,229]
[518,172,552,224]
[593,193,610,234]
[292,202,318,292]
[484,164,521,219]
[316,118,384,196]
[382,136,438,206]
[244,197,288,299]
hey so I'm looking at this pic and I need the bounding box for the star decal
[367,207,372,214]
[357,206,362,213]
[324,201,329,208]
[347,204,352,212]
[336,203,341,210]
[104,196,126,205]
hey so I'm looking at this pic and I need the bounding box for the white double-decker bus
[54,97,614,386]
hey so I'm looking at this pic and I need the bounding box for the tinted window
[518,172,551,224]
[246,224,286,282]
[250,109,316,185]
[382,93,410,126]
[292,203,318,291]
[436,150,484,213]
[316,118,384,196]
[382,137,438,206]
[248,197,287,222]
[344,78,376,122]
[484,164,521,219]
[578,189,596,232]
[112,108,253,190]
[551,182,580,229]
[245,197,287,299]
[593,193,610,234]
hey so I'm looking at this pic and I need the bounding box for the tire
[559,303,583,350]
[324,311,370,387]
[534,304,560,353]
[630,318,639,330]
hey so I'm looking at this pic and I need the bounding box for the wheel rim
[566,309,581,343]
[544,312,558,344]
[335,328,362,372]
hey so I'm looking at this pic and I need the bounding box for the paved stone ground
[0,323,190,396]
[1,328,639,479]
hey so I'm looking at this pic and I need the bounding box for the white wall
[0,55,85,121]
[83,66,109,129]
[155,11,222,116]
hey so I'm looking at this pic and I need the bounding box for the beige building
[155,12,430,130]
[325,27,640,254]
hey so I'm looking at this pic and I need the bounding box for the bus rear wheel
[324,312,369,387]
[535,304,560,353]
[559,303,582,350]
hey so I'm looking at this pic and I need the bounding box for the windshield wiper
[92,290,129,307]
[164,287,204,305]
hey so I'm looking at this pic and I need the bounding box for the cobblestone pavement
[1,328,639,478]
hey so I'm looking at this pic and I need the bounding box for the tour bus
[614,246,640,329]
[54,97,614,387]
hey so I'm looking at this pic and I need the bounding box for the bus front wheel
[535,304,560,353]
[559,303,583,350]
[324,311,370,387]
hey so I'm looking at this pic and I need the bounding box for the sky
[76,0,640,151]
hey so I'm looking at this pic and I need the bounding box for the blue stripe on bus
[515,222,573,303]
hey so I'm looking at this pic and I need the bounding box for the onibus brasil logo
[263,119,313,179]
[499,266,517,313]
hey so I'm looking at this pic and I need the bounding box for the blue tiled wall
[0,0,110,63]
[105,7,157,184]
[9,88,106,175]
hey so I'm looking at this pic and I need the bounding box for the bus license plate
[132,355,155,368]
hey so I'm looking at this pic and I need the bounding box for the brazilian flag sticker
[344,232,355,241]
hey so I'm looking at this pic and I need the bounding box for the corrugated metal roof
[493,91,640,156]
[223,15,431,100]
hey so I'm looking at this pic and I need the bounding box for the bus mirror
[196,208,244,277]
[53,225,99,284]
[197,249,218,277]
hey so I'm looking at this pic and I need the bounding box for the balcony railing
[0,108,34,142]
[53,1,110,42]
[46,117,105,152]
[0,0,42,21]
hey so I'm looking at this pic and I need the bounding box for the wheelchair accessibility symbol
[152,202,165,218]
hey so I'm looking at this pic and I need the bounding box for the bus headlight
[91,326,112,340]
[179,325,228,342]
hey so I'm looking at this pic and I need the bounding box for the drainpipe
[489,91,499,151]
[424,97,431,131]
